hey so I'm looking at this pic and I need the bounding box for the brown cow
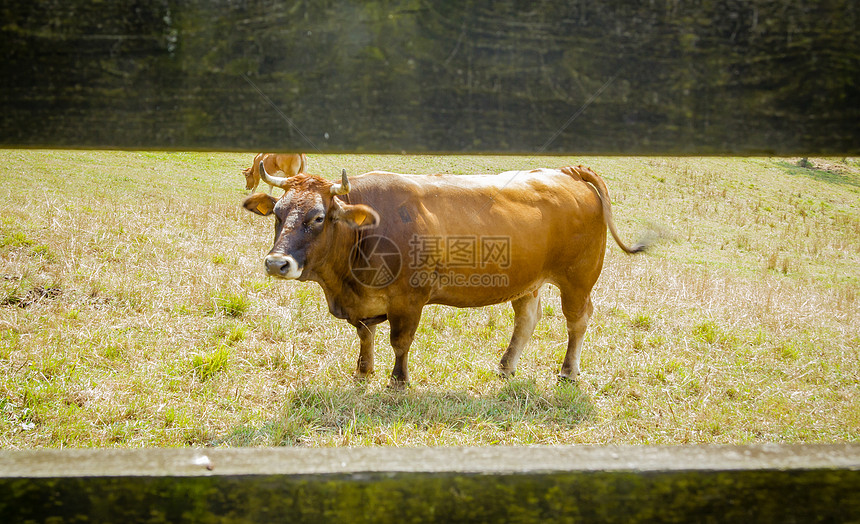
[242,153,307,193]
[242,163,645,386]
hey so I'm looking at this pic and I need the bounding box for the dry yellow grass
[0,151,857,447]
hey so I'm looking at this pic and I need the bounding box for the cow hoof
[353,370,374,381]
[496,368,516,379]
[387,378,409,390]
[557,374,579,385]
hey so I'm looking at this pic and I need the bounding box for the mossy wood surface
[1,1,857,154]
[2,470,859,523]
[1,445,858,522]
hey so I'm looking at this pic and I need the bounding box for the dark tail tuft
[628,223,671,254]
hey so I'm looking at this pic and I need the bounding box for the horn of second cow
[330,169,351,195]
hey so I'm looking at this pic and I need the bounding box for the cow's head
[242,162,379,280]
[242,166,256,190]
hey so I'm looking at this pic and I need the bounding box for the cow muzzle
[264,253,303,279]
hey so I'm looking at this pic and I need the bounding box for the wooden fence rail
[2,444,859,522]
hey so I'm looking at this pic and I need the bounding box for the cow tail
[299,153,307,175]
[574,166,646,254]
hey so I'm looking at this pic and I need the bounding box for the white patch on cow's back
[356,169,576,199]
[498,168,563,178]
[395,169,567,191]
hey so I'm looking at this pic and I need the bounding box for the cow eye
[314,215,325,224]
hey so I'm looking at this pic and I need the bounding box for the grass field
[1,151,858,448]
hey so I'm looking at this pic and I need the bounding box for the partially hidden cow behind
[243,153,307,193]
[242,163,645,386]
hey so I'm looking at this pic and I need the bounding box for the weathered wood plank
[1,445,859,522]
[1,1,858,154]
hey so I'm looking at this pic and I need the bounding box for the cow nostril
[265,255,300,278]
[265,257,287,273]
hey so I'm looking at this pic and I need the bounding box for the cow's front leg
[388,309,422,387]
[352,316,386,380]
[354,322,377,379]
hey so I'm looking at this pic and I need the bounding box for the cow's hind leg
[559,289,594,381]
[498,291,541,377]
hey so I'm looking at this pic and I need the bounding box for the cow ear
[242,193,277,216]
[334,202,380,230]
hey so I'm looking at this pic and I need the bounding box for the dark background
[1,0,857,154]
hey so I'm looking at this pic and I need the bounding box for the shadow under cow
[217,379,595,446]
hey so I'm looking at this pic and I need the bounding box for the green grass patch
[212,292,252,317]
[631,311,654,330]
[692,321,720,345]
[2,230,32,247]
[776,340,802,361]
[191,345,230,381]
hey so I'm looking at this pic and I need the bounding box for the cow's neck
[308,228,369,323]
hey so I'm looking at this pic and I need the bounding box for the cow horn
[259,161,292,189]
[330,169,351,195]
